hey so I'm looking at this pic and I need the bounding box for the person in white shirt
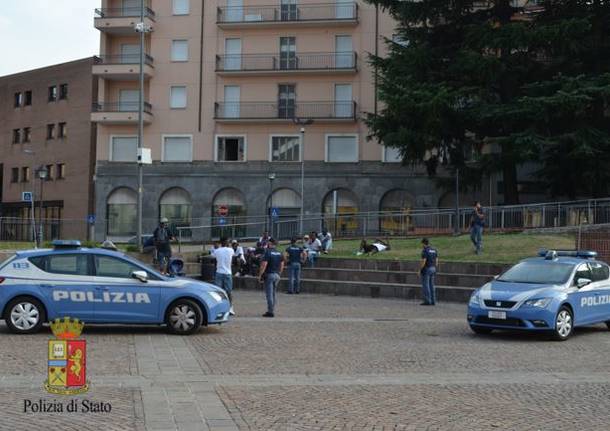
[231,240,246,276]
[212,237,235,315]
[305,233,322,267]
[321,230,333,253]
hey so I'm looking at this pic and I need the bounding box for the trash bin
[200,255,216,282]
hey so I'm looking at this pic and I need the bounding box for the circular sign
[217,205,229,217]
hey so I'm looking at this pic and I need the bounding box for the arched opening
[159,188,192,238]
[212,188,247,238]
[106,187,137,237]
[322,188,359,237]
[379,189,414,235]
[267,188,301,239]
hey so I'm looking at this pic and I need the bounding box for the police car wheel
[4,297,46,334]
[166,299,203,335]
[470,325,493,335]
[552,306,573,341]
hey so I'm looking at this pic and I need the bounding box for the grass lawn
[0,241,38,251]
[324,232,576,264]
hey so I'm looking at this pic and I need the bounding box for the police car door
[570,263,599,325]
[30,253,97,321]
[585,261,610,323]
[91,254,161,323]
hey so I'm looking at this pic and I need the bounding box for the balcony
[217,2,358,29]
[94,7,155,34]
[91,102,153,125]
[214,101,357,123]
[216,52,357,76]
[92,55,154,80]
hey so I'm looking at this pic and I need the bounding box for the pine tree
[366,0,610,202]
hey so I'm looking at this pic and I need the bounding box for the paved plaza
[1,291,610,430]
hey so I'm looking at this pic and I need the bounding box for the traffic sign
[271,207,280,219]
[87,214,96,225]
[218,217,226,225]
[22,192,33,202]
[218,205,229,217]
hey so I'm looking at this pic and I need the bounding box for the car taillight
[0,277,5,284]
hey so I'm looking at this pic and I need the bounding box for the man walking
[212,237,235,315]
[258,238,285,317]
[153,217,174,275]
[419,238,438,306]
[470,201,485,254]
[285,237,305,294]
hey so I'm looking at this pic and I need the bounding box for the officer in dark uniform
[419,238,438,305]
[285,237,306,294]
[258,238,285,317]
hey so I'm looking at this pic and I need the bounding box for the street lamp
[35,165,49,246]
[268,172,276,234]
[293,117,313,235]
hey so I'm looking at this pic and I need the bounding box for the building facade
[0,58,98,241]
[92,0,486,241]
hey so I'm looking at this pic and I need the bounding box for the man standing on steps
[285,237,306,294]
[419,238,438,306]
[212,237,235,316]
[259,238,285,317]
[470,201,485,254]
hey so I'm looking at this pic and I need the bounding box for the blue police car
[468,250,610,340]
[0,241,231,335]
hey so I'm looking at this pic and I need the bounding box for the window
[278,84,296,118]
[56,163,66,180]
[171,40,189,62]
[216,136,245,162]
[22,166,30,182]
[271,136,300,161]
[94,255,141,278]
[48,85,57,102]
[23,127,31,143]
[59,83,68,100]
[43,254,89,276]
[170,86,187,108]
[172,0,189,15]
[384,146,402,163]
[111,136,138,162]
[279,37,296,70]
[12,129,21,144]
[14,92,22,108]
[590,262,609,282]
[45,164,54,181]
[573,263,592,286]
[163,136,192,162]
[107,187,137,236]
[11,168,19,183]
[326,135,358,162]
[46,124,55,140]
[58,122,67,138]
[25,90,32,106]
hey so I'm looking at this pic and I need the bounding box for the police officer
[258,238,285,317]
[419,238,438,306]
[153,217,174,275]
[285,237,306,294]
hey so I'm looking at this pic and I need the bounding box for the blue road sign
[271,207,280,219]
[87,214,96,225]
[22,192,33,203]
[218,217,226,225]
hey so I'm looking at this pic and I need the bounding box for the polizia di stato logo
[44,317,89,395]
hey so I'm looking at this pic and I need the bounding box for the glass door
[279,37,296,70]
[278,84,296,118]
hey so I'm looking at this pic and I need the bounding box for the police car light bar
[538,249,597,259]
[52,240,82,249]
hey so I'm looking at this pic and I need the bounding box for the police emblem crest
[44,317,89,395]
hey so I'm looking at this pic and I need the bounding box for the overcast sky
[0,0,100,76]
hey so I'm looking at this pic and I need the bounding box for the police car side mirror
[132,270,149,283]
[577,278,592,288]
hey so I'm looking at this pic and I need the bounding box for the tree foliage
[366,0,610,202]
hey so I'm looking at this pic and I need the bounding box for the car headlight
[209,292,225,303]
[469,291,481,307]
[523,298,552,308]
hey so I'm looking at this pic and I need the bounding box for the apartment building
[0,58,98,241]
[92,0,449,240]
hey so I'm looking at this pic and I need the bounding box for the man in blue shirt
[419,238,438,306]
[259,238,285,317]
[285,237,306,294]
[470,201,485,254]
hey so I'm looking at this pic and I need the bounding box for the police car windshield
[497,261,574,284]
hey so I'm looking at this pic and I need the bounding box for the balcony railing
[217,2,358,24]
[214,101,357,120]
[94,54,154,65]
[93,102,152,114]
[94,7,156,20]
[216,52,357,72]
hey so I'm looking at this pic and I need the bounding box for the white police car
[0,241,231,335]
[468,250,610,340]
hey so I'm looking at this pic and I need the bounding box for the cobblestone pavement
[1,291,610,430]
